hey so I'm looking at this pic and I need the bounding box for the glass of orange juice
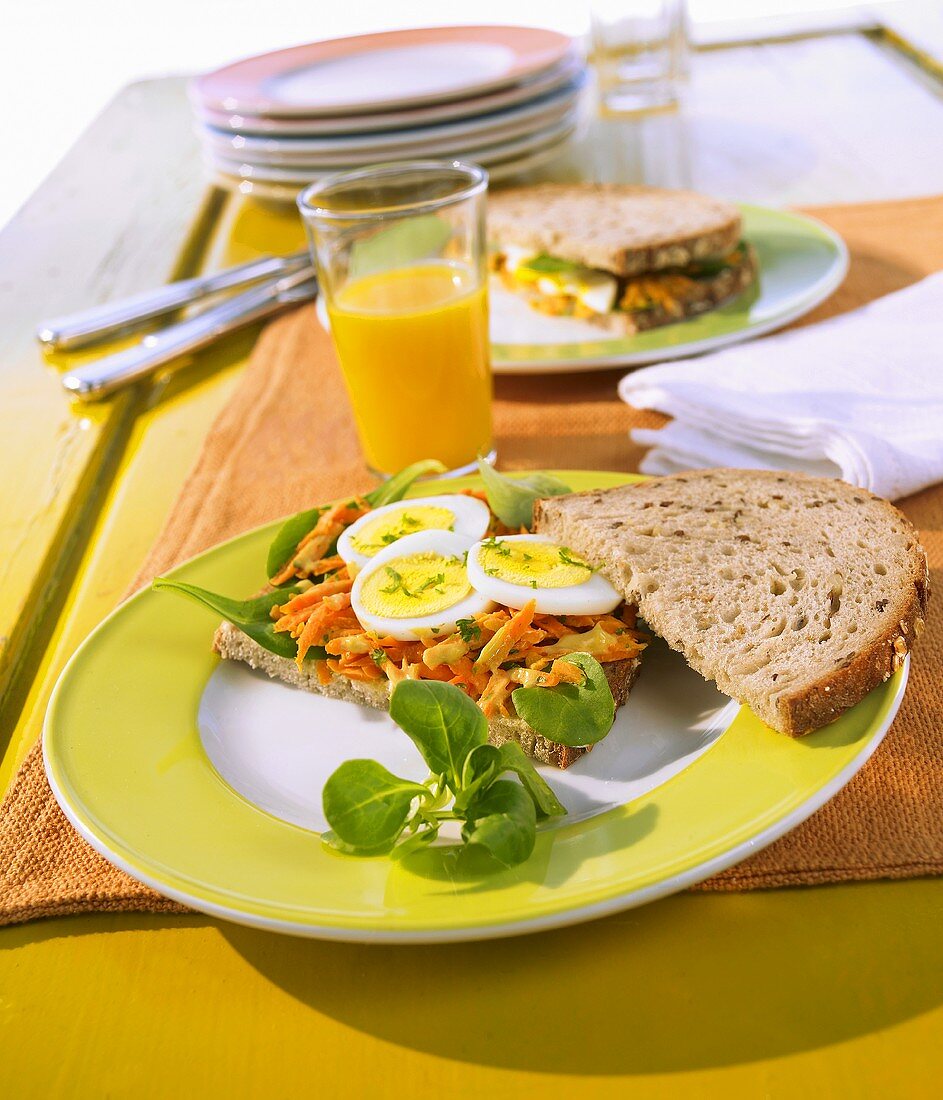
[298,161,492,475]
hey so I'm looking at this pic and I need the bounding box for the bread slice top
[488,183,742,277]
[534,470,929,735]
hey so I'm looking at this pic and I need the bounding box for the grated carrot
[474,600,536,672]
[295,592,352,666]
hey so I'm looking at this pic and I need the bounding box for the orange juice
[327,261,491,472]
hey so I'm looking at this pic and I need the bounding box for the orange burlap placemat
[2,195,941,926]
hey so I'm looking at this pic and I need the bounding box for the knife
[61,267,318,400]
[38,250,310,351]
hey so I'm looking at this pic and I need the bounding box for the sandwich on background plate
[488,183,757,334]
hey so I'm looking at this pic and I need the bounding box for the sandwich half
[198,487,648,770]
[534,469,929,734]
[488,183,757,334]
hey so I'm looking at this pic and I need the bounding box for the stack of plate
[190,25,586,201]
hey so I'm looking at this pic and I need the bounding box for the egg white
[466,533,622,616]
[337,494,491,567]
[351,530,494,642]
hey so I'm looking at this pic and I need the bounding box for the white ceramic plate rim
[206,117,578,176]
[192,27,576,117]
[192,56,586,134]
[44,659,907,943]
[198,79,584,156]
[208,134,573,195]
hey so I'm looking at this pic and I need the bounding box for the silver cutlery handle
[61,273,317,399]
[38,251,309,350]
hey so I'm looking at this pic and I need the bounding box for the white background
[1,1,886,229]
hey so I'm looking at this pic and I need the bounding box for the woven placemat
[2,195,941,926]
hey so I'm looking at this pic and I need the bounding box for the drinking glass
[591,0,689,116]
[298,161,492,476]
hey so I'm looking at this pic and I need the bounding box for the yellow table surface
[2,33,943,1098]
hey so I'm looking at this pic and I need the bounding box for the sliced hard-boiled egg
[351,530,494,642]
[337,494,490,568]
[572,270,618,314]
[466,534,622,616]
[530,268,617,316]
[502,245,538,274]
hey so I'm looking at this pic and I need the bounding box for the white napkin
[619,273,943,500]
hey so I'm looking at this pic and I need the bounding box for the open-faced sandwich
[487,183,757,334]
[158,463,647,770]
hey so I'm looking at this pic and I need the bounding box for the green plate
[488,204,848,372]
[44,471,904,942]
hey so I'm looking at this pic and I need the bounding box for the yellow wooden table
[2,31,942,1099]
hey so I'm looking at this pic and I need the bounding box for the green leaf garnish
[511,653,616,747]
[461,780,537,866]
[322,680,570,867]
[491,742,566,819]
[266,506,324,582]
[321,760,431,853]
[389,679,488,790]
[519,254,585,276]
[152,579,325,662]
[365,459,446,508]
[389,827,440,860]
[476,459,570,529]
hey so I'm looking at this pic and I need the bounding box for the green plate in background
[488,204,848,372]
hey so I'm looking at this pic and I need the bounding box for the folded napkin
[620,273,943,500]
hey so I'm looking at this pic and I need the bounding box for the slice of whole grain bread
[213,622,641,769]
[533,470,929,735]
[487,183,742,276]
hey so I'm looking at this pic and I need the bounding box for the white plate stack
[190,25,587,201]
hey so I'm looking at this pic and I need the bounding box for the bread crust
[775,555,927,735]
[534,470,929,736]
[212,622,641,769]
[488,183,743,276]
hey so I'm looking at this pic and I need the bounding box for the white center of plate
[265,44,518,108]
[198,639,737,833]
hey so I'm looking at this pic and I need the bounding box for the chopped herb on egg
[559,547,592,570]
[380,567,415,598]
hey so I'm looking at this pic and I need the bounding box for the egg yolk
[350,505,455,557]
[477,540,593,588]
[359,551,471,618]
